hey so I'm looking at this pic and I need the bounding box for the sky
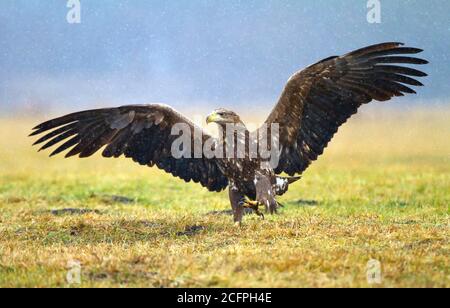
[0,0,449,116]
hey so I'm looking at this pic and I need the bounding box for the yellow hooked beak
[206,112,221,124]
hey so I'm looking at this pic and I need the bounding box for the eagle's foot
[243,200,265,220]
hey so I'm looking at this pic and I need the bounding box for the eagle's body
[211,120,299,219]
[31,42,428,223]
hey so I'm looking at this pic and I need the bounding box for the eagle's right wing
[31,104,228,192]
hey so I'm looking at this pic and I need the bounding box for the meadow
[0,106,448,288]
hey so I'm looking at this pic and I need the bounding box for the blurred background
[0,0,449,119]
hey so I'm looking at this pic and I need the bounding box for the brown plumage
[31,42,427,224]
[31,104,228,192]
[265,42,428,175]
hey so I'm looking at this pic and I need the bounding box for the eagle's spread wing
[31,104,228,192]
[263,42,428,176]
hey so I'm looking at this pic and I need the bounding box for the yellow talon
[245,200,259,207]
[243,200,265,219]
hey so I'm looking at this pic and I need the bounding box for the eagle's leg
[243,200,265,219]
[228,187,245,225]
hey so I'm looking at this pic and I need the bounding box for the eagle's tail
[287,176,301,184]
[274,176,301,196]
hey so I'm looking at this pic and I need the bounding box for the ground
[0,106,448,288]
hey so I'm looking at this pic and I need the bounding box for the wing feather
[31,104,228,192]
[263,42,427,175]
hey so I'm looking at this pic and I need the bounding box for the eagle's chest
[219,158,258,182]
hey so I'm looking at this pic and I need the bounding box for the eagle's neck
[218,122,250,159]
[218,121,248,139]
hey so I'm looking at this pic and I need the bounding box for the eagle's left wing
[262,42,428,176]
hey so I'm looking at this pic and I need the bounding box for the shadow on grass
[15,218,213,246]
[293,199,320,206]
[89,194,136,205]
[46,208,103,216]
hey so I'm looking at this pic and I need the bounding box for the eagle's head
[206,109,242,125]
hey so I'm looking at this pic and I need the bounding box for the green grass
[0,107,449,287]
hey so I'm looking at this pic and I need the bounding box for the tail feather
[287,176,301,184]
[274,176,301,196]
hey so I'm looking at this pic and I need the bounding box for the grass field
[0,106,449,288]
